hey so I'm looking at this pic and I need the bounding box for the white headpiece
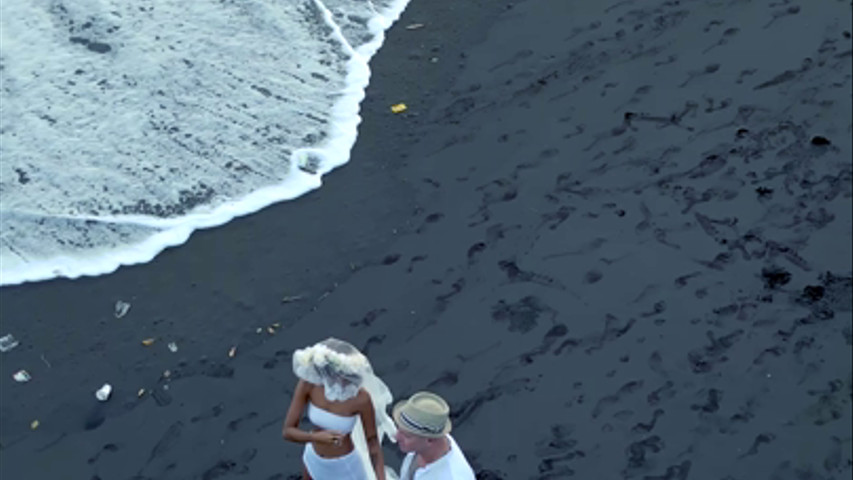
[293,340,369,401]
[292,337,398,480]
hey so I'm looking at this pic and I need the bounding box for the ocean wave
[0,0,410,285]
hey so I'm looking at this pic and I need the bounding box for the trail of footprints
[382,0,851,477]
[87,0,853,476]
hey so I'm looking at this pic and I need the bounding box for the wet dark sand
[2,0,852,478]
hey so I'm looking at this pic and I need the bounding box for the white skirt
[303,442,368,480]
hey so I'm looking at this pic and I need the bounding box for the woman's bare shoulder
[297,379,319,401]
[354,388,372,408]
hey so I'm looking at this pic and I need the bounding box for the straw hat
[392,391,452,438]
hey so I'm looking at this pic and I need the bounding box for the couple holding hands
[283,337,476,480]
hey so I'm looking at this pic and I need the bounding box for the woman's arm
[282,379,315,443]
[357,390,386,480]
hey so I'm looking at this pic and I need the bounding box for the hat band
[400,411,444,435]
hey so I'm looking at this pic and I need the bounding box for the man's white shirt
[399,434,476,480]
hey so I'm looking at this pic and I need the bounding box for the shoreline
[0,0,522,477]
[0,0,410,288]
[2,0,852,478]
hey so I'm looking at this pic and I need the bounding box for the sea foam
[0,0,410,286]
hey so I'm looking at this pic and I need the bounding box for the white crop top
[307,402,358,433]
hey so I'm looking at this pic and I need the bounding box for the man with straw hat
[392,391,475,479]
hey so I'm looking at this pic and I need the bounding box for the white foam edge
[0,0,412,287]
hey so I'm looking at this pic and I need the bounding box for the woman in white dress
[282,337,398,480]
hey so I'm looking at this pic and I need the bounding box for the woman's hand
[311,430,345,446]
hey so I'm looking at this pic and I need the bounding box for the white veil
[292,339,399,480]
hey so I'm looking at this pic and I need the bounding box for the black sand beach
[2,0,852,478]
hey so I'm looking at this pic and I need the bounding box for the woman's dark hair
[317,338,363,384]
[317,363,362,384]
